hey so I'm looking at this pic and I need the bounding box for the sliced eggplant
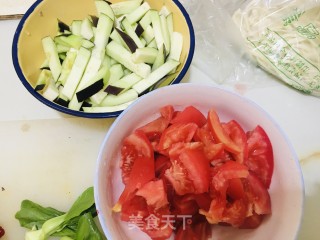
[81,17,94,40]
[106,40,151,78]
[95,0,115,21]
[100,88,138,106]
[62,47,91,99]
[131,47,158,64]
[110,0,143,16]
[132,59,180,94]
[121,17,145,48]
[35,69,52,92]
[82,100,133,113]
[126,2,151,24]
[42,36,62,81]
[57,50,77,86]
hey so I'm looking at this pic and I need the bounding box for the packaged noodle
[232,0,320,96]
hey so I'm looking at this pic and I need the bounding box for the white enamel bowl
[94,83,304,240]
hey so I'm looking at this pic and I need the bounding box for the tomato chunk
[120,130,154,185]
[171,105,207,127]
[136,179,169,210]
[114,156,155,211]
[207,109,241,154]
[157,123,198,152]
[246,125,274,188]
[179,149,210,194]
[223,120,248,164]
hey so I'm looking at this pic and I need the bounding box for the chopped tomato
[165,148,210,195]
[155,154,171,178]
[137,116,170,146]
[171,105,207,127]
[157,123,198,152]
[245,172,271,215]
[193,193,212,211]
[116,105,274,239]
[120,195,149,221]
[160,105,174,121]
[194,126,224,161]
[207,109,241,154]
[136,179,169,210]
[246,125,274,188]
[239,212,263,229]
[120,130,154,184]
[175,215,212,240]
[165,160,194,195]
[211,161,249,192]
[223,120,248,164]
[172,194,199,216]
[114,156,155,211]
[221,198,248,227]
[168,142,203,160]
[179,149,210,194]
[227,178,245,200]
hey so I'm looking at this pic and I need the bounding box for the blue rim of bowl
[11,0,195,118]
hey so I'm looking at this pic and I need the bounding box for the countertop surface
[1,6,320,240]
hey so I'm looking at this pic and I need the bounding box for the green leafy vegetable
[15,187,104,240]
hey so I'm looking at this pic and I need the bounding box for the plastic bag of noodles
[232,0,320,96]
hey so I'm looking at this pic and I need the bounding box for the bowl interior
[95,83,304,240]
[13,0,194,117]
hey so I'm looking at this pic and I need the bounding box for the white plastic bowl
[94,83,304,240]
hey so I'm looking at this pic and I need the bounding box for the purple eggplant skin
[58,19,70,32]
[104,85,124,95]
[76,79,104,102]
[135,23,144,37]
[116,28,138,53]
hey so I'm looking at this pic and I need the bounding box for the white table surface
[0,17,320,240]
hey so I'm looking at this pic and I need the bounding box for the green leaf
[65,187,95,222]
[15,200,65,229]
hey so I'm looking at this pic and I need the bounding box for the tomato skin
[246,125,274,188]
[120,130,154,185]
[157,123,198,152]
[207,109,241,154]
[171,105,207,127]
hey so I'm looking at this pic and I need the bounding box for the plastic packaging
[181,0,320,96]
